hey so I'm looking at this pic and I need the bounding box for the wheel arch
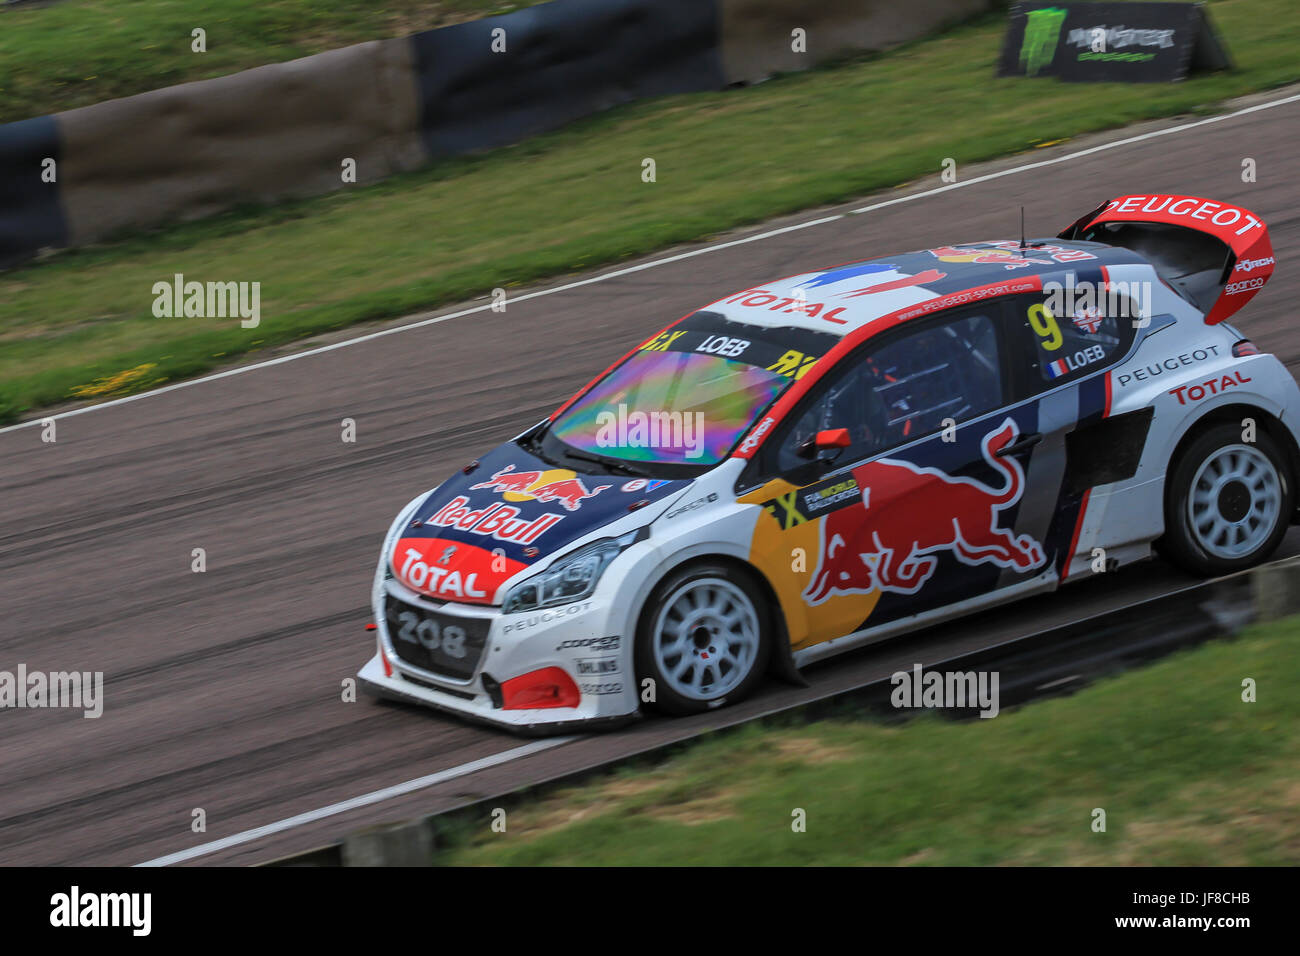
[633,552,805,687]
[1165,402,1300,520]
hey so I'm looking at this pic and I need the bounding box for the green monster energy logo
[1019,6,1068,77]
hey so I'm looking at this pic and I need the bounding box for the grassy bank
[0,0,535,125]
[438,616,1300,866]
[3,0,1299,424]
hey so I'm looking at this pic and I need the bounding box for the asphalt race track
[2,89,1298,866]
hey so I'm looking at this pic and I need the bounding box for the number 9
[1028,303,1063,351]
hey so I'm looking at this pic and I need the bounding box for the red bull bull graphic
[470,465,542,494]
[929,245,1054,270]
[803,419,1046,604]
[470,465,610,512]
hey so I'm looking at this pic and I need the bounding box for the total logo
[395,546,487,600]
[1169,371,1252,405]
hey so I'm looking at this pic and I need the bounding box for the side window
[1011,290,1137,391]
[771,310,1004,474]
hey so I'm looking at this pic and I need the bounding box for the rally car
[359,193,1291,732]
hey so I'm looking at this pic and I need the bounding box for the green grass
[437,616,1300,866]
[3,0,1299,424]
[0,0,537,125]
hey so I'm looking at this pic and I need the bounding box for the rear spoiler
[1059,194,1274,324]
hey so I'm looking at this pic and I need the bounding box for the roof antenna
[1019,206,1027,251]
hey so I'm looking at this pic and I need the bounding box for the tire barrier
[0,0,988,270]
[719,0,993,85]
[0,116,67,270]
[411,0,723,159]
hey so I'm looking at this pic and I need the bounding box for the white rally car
[359,194,1291,732]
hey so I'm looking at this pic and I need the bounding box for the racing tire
[634,562,772,716]
[1161,423,1292,577]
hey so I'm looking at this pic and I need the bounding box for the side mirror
[797,427,851,459]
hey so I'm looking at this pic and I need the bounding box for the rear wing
[1059,194,1273,324]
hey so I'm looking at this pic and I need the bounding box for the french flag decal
[1046,358,1070,379]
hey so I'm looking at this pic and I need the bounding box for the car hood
[390,441,690,605]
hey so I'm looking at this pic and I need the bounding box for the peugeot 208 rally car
[359,194,1293,732]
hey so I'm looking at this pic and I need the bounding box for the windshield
[546,312,837,470]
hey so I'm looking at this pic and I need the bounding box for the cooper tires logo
[556,635,620,652]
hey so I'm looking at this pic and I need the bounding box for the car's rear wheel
[1161,423,1292,576]
[635,562,770,716]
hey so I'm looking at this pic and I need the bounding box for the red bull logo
[929,245,1052,270]
[803,420,1046,604]
[470,465,611,512]
[470,465,542,494]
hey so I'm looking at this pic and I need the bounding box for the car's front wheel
[1161,423,1293,576]
[635,562,771,715]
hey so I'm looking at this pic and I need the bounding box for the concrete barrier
[340,817,435,867]
[58,38,425,246]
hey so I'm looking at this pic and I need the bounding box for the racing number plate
[383,595,490,681]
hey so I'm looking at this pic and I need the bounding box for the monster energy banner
[998,2,1231,82]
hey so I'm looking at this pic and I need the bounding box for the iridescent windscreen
[551,349,788,465]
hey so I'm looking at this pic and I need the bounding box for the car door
[999,282,1145,582]
[739,302,1052,651]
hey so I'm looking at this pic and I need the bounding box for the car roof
[706,238,1152,338]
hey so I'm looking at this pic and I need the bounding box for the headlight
[502,529,643,613]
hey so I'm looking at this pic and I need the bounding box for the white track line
[4,89,1299,438]
[848,91,1300,217]
[135,737,576,867]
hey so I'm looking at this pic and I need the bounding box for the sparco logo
[557,635,620,652]
[1225,277,1266,296]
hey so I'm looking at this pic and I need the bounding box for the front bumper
[357,653,638,735]
[358,577,642,733]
